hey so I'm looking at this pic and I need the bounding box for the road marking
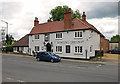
[6,77,13,80]
[17,80,25,82]
[6,77,25,82]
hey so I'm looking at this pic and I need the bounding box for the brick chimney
[64,8,72,30]
[34,17,39,26]
[82,12,86,21]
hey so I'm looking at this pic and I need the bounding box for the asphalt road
[2,54,118,82]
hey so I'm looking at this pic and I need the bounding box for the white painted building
[28,8,105,59]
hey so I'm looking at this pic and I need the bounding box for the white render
[29,29,100,59]
[13,47,29,54]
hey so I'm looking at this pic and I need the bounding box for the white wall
[13,47,29,54]
[29,29,100,59]
[29,34,45,55]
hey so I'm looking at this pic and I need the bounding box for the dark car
[107,48,120,54]
[36,51,61,63]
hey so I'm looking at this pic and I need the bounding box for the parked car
[107,48,120,54]
[36,51,61,63]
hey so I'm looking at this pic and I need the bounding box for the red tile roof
[30,18,104,37]
[12,34,29,47]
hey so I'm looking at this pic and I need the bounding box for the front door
[66,45,70,53]
[46,43,51,52]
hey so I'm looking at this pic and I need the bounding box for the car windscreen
[49,52,56,56]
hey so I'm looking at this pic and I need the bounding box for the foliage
[110,35,120,42]
[6,44,13,52]
[50,5,81,21]
[6,34,14,45]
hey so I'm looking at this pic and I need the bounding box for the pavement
[2,53,118,65]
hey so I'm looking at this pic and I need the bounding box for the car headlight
[54,57,57,59]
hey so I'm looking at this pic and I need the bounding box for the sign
[57,40,84,44]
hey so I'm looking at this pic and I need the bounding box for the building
[28,8,109,59]
[100,37,109,52]
[12,34,29,54]
[109,41,119,50]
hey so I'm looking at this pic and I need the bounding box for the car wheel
[50,59,54,63]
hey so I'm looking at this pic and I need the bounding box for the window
[35,46,39,51]
[21,47,24,51]
[56,33,62,39]
[66,45,70,53]
[56,46,62,52]
[35,35,39,39]
[75,31,83,38]
[90,45,92,52]
[75,46,82,53]
[13,47,16,51]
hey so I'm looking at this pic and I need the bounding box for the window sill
[74,53,83,55]
[55,38,62,40]
[55,52,62,54]
[74,37,83,39]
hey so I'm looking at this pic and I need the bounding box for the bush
[6,44,13,52]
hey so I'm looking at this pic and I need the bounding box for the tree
[50,5,81,21]
[6,34,14,45]
[5,34,14,52]
[110,35,120,42]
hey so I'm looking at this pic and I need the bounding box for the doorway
[46,43,51,52]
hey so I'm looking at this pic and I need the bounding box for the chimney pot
[82,12,86,21]
[69,8,71,12]
[65,9,68,13]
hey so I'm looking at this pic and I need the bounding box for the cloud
[1,2,23,20]
[78,2,118,19]
[87,17,118,40]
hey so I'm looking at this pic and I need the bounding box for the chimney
[64,8,72,30]
[82,12,86,21]
[47,18,52,22]
[34,17,39,26]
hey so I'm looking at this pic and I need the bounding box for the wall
[13,47,29,54]
[100,37,109,52]
[29,34,45,55]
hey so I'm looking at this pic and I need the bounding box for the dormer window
[35,34,39,39]
[56,33,62,39]
[75,31,83,38]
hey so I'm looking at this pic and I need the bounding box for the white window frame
[55,33,62,39]
[56,46,62,53]
[35,34,39,39]
[74,46,83,54]
[74,31,83,38]
[35,46,39,51]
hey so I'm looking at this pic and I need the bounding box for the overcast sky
[0,0,119,41]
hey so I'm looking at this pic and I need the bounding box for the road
[2,54,118,82]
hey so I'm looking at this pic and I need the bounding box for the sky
[0,0,119,41]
